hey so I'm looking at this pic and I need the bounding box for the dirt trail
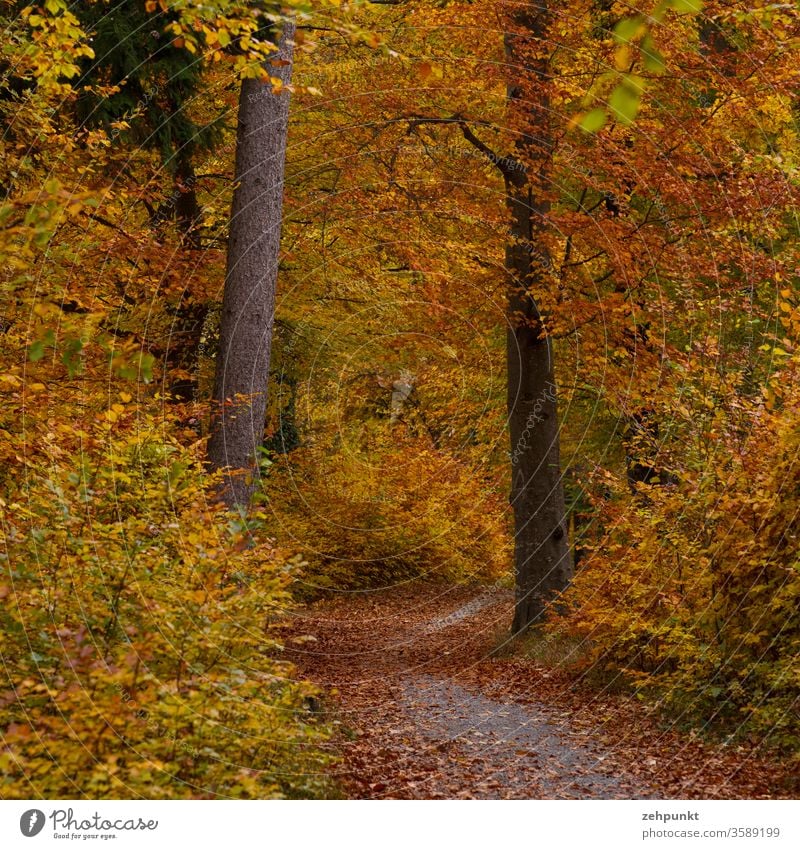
[283,584,794,800]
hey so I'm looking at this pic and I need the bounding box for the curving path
[282,584,794,800]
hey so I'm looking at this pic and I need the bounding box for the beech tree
[6,0,800,796]
[207,20,296,509]
[463,1,573,631]
[500,2,573,632]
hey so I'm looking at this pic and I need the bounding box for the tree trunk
[507,293,572,633]
[175,153,201,249]
[505,1,573,632]
[207,21,295,509]
[166,149,204,403]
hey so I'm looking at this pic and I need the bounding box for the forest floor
[282,584,796,800]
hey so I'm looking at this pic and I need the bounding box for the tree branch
[403,113,526,184]
[457,120,525,185]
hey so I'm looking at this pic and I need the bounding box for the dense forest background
[1,0,799,798]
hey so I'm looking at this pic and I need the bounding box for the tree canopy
[1,0,799,797]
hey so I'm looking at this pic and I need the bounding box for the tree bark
[175,153,201,249]
[165,150,205,403]
[207,21,295,509]
[505,1,573,633]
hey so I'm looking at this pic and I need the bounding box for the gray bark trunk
[207,22,295,509]
[505,2,573,633]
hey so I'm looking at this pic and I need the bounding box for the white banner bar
[1,800,798,849]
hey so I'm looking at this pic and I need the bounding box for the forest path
[283,584,791,799]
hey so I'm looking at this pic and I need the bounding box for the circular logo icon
[20,810,45,837]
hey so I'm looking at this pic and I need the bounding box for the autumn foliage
[0,395,331,797]
[1,0,800,800]
[1,0,331,798]
[554,348,800,754]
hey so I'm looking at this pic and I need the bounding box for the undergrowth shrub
[262,428,511,592]
[554,360,800,756]
[0,387,332,798]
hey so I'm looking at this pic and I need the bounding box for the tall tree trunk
[207,21,295,509]
[505,1,573,633]
[174,153,201,249]
[166,151,206,403]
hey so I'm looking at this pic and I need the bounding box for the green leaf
[609,83,641,125]
[28,330,55,362]
[140,353,155,383]
[580,108,608,133]
[670,0,703,13]
[614,15,644,44]
[28,340,46,362]
[641,35,666,74]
